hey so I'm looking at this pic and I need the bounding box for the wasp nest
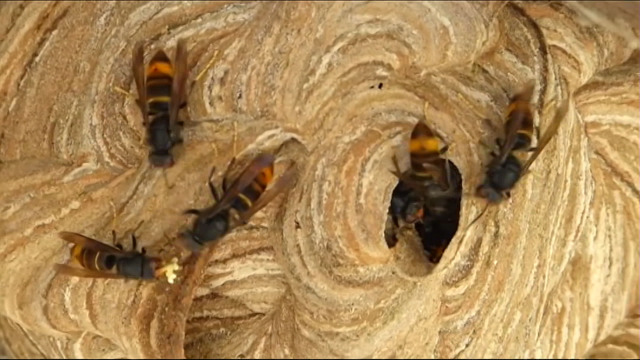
[0,1,638,359]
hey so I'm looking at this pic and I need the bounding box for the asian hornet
[132,39,188,168]
[55,231,180,283]
[180,152,297,252]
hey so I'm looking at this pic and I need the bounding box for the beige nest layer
[0,1,638,359]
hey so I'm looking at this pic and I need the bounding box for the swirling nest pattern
[0,1,638,359]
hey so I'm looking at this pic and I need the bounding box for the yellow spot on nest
[158,257,181,284]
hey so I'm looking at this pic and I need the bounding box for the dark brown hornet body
[180,153,297,253]
[386,121,459,247]
[476,82,569,204]
[55,231,177,281]
[415,162,462,263]
[132,39,188,168]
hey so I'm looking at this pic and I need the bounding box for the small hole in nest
[384,161,462,267]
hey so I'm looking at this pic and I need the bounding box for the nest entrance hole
[384,160,462,267]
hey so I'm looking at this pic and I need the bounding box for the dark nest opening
[385,160,462,265]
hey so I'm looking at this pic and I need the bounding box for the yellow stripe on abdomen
[147,61,174,77]
[71,245,84,265]
[237,193,253,209]
[147,96,171,104]
[94,251,101,271]
[410,137,440,154]
[256,167,273,186]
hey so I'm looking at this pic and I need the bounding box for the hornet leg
[439,144,450,155]
[112,230,124,251]
[207,165,222,202]
[131,234,138,251]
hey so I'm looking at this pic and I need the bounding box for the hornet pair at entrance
[386,81,569,263]
[54,39,297,283]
